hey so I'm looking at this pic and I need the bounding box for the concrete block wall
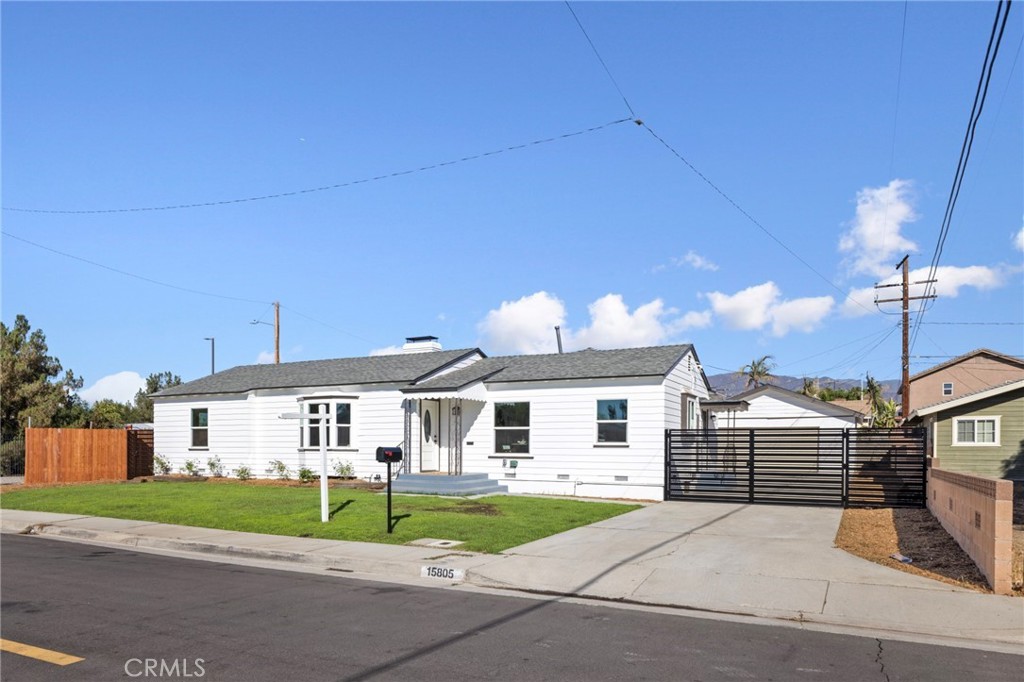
[926,462,1013,595]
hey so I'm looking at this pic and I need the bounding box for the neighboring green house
[908,379,1024,480]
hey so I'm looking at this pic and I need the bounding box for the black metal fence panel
[665,427,925,509]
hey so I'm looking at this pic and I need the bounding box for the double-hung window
[942,382,954,397]
[953,417,999,446]
[300,399,354,449]
[190,408,209,448]
[596,399,628,443]
[495,402,529,454]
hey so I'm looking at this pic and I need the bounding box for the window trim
[951,416,1000,447]
[942,382,954,397]
[596,399,628,444]
[190,408,208,449]
[494,401,530,454]
[297,398,356,451]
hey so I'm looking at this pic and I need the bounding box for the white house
[703,384,867,429]
[152,337,710,501]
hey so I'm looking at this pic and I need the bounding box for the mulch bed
[837,497,1024,596]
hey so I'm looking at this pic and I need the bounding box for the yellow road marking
[0,638,84,666]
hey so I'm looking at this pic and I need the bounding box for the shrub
[331,459,355,478]
[153,454,172,475]
[207,456,225,477]
[297,467,317,484]
[234,465,252,481]
[181,459,201,476]
[266,459,290,480]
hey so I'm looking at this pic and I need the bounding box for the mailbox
[376,446,403,464]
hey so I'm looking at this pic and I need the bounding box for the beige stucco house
[904,348,1024,415]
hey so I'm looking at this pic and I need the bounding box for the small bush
[207,456,225,477]
[267,459,290,480]
[153,454,172,475]
[181,459,201,476]
[234,465,252,481]
[331,459,355,478]
[297,467,317,484]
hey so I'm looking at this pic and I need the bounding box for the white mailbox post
[279,410,330,523]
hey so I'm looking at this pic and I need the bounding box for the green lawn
[0,481,641,553]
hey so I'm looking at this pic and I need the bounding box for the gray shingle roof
[405,344,696,391]
[154,349,481,397]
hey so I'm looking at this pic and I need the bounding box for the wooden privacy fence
[665,427,926,508]
[25,428,154,484]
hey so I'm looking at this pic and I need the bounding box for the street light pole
[204,337,215,375]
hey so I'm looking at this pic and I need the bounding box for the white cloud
[705,282,780,330]
[671,310,713,332]
[839,179,918,277]
[78,371,145,404]
[571,294,672,349]
[680,250,719,272]
[1015,226,1024,251]
[256,351,276,364]
[652,250,720,274]
[478,291,708,354]
[705,281,834,336]
[769,296,835,336]
[842,264,1007,317]
[478,291,567,354]
[369,345,403,356]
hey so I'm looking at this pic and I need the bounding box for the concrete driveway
[467,501,1019,636]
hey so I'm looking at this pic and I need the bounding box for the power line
[639,123,878,316]
[561,3,880,317]
[920,321,1023,326]
[1,118,632,215]
[911,0,1014,352]
[880,0,909,258]
[3,231,271,306]
[4,230,379,347]
[563,2,637,118]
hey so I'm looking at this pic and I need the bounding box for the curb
[5,523,1021,652]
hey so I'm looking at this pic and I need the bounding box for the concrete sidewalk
[2,503,1021,652]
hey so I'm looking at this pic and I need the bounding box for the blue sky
[3,1,1022,403]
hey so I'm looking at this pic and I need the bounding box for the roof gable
[910,379,1024,418]
[725,384,865,418]
[909,348,1024,382]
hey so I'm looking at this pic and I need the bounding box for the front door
[421,401,440,471]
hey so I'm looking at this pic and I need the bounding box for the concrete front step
[391,473,508,496]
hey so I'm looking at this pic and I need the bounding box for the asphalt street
[0,535,1020,681]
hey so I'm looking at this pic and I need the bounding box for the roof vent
[402,336,442,354]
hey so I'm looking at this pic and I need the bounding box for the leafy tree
[739,355,776,389]
[873,398,899,428]
[128,371,182,423]
[89,399,129,428]
[818,386,863,402]
[1,315,83,438]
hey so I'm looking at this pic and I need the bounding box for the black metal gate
[665,428,926,508]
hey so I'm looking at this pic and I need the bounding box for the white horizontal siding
[461,378,668,492]
[663,349,709,429]
[711,394,858,429]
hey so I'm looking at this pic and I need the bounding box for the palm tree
[739,355,776,389]
[800,377,819,398]
[864,374,887,424]
[873,398,899,428]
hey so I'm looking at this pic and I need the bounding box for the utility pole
[274,301,280,364]
[251,301,281,363]
[874,256,936,421]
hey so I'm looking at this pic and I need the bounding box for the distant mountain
[708,373,901,400]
